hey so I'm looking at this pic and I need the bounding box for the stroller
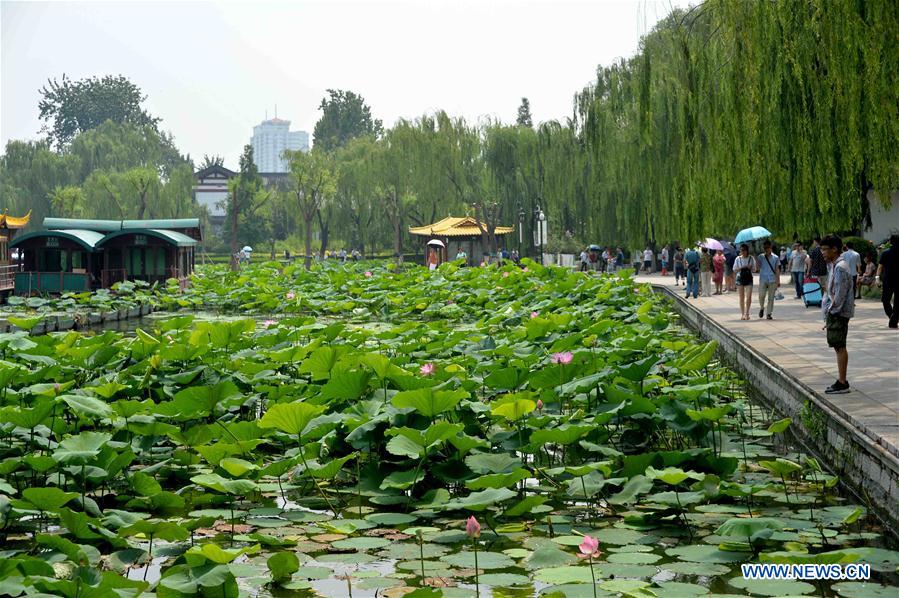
[802,276,823,308]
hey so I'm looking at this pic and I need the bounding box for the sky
[1,0,691,168]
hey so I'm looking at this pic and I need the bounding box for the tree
[284,149,337,269]
[38,74,160,149]
[48,185,85,218]
[124,167,159,220]
[313,89,383,153]
[516,98,533,128]
[225,145,272,268]
[199,155,225,170]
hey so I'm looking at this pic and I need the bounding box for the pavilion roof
[408,216,514,238]
[0,210,31,229]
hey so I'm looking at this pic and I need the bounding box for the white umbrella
[242,246,253,252]
[700,238,724,251]
[426,239,445,248]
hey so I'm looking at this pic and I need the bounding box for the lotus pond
[1,261,897,598]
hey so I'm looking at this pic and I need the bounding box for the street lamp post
[534,205,546,266]
[517,204,525,259]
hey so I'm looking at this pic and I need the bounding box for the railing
[0,264,19,291]
[14,271,90,294]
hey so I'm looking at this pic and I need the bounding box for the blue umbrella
[734,226,772,244]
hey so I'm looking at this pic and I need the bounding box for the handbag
[737,257,753,285]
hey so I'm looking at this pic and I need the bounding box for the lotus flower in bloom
[522,267,529,272]
[578,535,601,559]
[502,271,510,278]
[263,319,277,328]
[420,363,435,376]
[550,351,573,365]
[286,291,296,300]
[364,271,373,277]
[466,516,481,539]
[530,311,539,319]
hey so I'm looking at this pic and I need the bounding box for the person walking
[875,234,898,328]
[756,240,781,319]
[843,241,862,299]
[699,247,713,297]
[734,244,756,320]
[821,235,855,394]
[674,247,685,286]
[579,248,589,272]
[643,246,653,273]
[724,246,737,292]
[713,249,725,294]
[807,236,828,295]
[684,246,700,299]
[660,246,669,276]
[790,242,808,298]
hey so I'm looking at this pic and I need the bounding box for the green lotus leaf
[466,468,530,490]
[391,387,468,417]
[267,551,299,582]
[53,432,112,465]
[758,458,802,477]
[60,394,114,419]
[191,473,258,495]
[22,487,79,511]
[531,424,595,447]
[440,550,516,570]
[258,401,325,436]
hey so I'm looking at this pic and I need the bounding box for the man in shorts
[820,235,855,394]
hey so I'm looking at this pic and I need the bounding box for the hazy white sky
[1,0,690,168]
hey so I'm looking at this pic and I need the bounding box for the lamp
[534,204,546,266]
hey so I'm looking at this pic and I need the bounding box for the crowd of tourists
[635,234,897,396]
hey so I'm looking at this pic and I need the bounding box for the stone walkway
[635,272,899,458]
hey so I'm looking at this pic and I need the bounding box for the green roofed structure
[11,218,202,294]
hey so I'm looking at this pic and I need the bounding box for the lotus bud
[466,516,481,539]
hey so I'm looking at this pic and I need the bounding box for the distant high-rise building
[250,117,309,173]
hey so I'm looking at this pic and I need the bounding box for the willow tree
[284,149,337,269]
[574,0,898,246]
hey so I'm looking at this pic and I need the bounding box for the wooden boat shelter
[408,216,514,266]
[11,218,201,294]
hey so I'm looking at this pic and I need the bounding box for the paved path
[635,273,899,458]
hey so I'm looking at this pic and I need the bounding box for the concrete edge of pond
[0,302,154,335]
[650,283,899,535]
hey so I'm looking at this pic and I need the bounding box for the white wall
[865,190,899,243]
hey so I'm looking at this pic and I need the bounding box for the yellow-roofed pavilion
[409,216,514,266]
[1,210,31,291]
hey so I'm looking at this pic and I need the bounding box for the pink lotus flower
[550,351,573,365]
[466,516,481,539]
[530,311,539,319]
[578,535,601,559]
[364,271,372,278]
[536,399,544,411]
[522,267,529,272]
[502,271,510,278]
[263,319,277,328]
[286,291,296,300]
[420,363,435,376]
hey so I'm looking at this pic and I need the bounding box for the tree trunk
[317,209,330,257]
[303,213,314,271]
[230,188,239,271]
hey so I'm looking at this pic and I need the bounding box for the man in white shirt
[642,247,653,273]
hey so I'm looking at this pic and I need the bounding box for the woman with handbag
[733,244,757,320]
